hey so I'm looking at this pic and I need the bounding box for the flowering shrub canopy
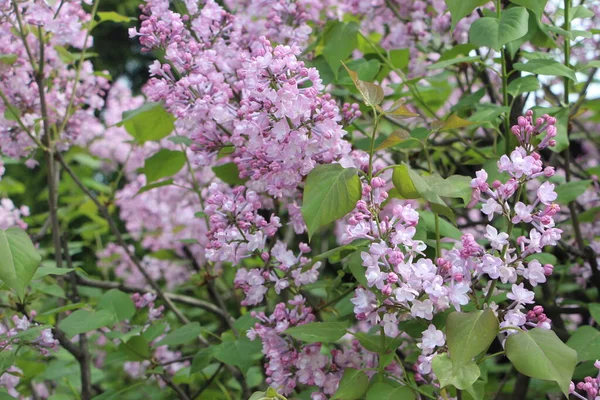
[0,0,599,399]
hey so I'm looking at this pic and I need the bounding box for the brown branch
[55,154,199,334]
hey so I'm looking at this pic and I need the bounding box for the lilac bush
[0,0,599,399]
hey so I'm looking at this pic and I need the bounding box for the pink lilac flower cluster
[132,292,165,322]
[571,360,600,400]
[0,0,109,159]
[0,198,29,230]
[0,312,58,355]
[204,184,320,305]
[248,296,379,398]
[88,79,146,175]
[224,0,336,45]
[133,0,351,198]
[329,111,561,382]
[337,0,479,74]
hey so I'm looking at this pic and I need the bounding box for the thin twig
[75,275,229,320]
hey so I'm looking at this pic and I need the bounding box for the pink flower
[411,299,434,320]
[484,225,509,250]
[507,283,535,305]
[537,182,557,205]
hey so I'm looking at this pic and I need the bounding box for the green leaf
[0,227,42,299]
[354,332,384,353]
[32,267,74,280]
[389,49,410,70]
[507,75,541,97]
[95,11,135,26]
[366,383,415,400]
[214,335,262,373]
[0,351,14,374]
[118,336,151,361]
[432,353,481,390]
[427,56,481,70]
[513,59,577,81]
[212,162,246,185]
[342,62,384,106]
[554,180,591,204]
[118,102,175,144]
[97,289,136,322]
[168,135,192,146]
[332,368,369,400]
[469,7,529,50]
[506,328,577,396]
[156,322,202,347]
[510,0,548,17]
[301,164,361,240]
[567,326,600,362]
[392,165,420,199]
[191,347,216,374]
[568,5,595,22]
[142,149,186,183]
[0,54,17,65]
[419,211,462,240]
[589,304,600,324]
[323,22,359,77]
[469,105,511,122]
[135,179,174,196]
[446,309,499,365]
[3,103,20,122]
[433,114,476,131]
[383,100,419,122]
[375,129,411,151]
[58,309,116,338]
[285,321,349,343]
[392,165,458,221]
[445,0,490,30]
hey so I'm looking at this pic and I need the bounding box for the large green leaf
[589,304,600,324]
[97,289,136,322]
[342,62,384,106]
[301,164,361,240]
[191,347,216,374]
[323,21,359,77]
[285,321,349,343]
[142,149,186,183]
[0,228,42,299]
[469,7,529,50]
[155,322,202,347]
[118,102,175,143]
[419,211,462,240]
[555,180,591,204]
[392,164,464,221]
[446,309,499,365]
[507,75,541,97]
[566,326,600,362]
[59,309,116,338]
[118,336,151,361]
[432,353,481,390]
[212,162,246,185]
[366,383,415,400]
[332,368,369,400]
[513,59,577,81]
[505,328,577,396]
[214,334,262,373]
[445,0,490,29]
[510,0,548,17]
[392,164,420,199]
